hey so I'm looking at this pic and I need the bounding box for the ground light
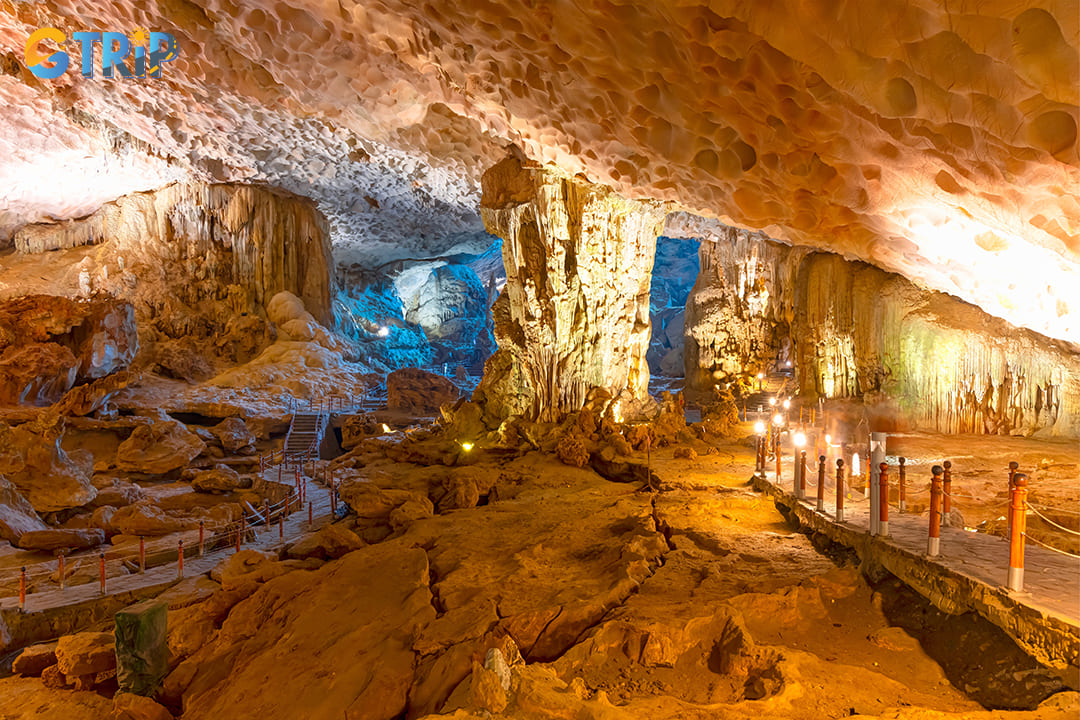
[377,326,389,337]
[793,432,806,447]
[459,441,474,451]
[772,413,784,426]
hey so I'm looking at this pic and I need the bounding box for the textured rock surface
[1,1,1077,343]
[115,421,206,475]
[115,600,169,696]
[0,423,96,512]
[0,295,137,405]
[11,184,335,327]
[0,476,48,544]
[55,631,116,677]
[387,367,461,415]
[683,222,1080,436]
[475,157,666,422]
[17,528,105,552]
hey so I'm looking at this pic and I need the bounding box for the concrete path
[752,465,1079,673]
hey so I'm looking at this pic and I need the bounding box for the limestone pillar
[474,156,666,423]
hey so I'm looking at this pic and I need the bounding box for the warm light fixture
[783,399,790,409]
[460,441,474,451]
[825,434,832,444]
[793,432,806,447]
[769,398,777,406]
[756,373,763,380]
[754,420,765,434]
[378,326,389,337]
[772,414,783,426]
[381,423,391,433]
[785,361,792,368]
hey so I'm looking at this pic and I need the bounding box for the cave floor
[2,423,1078,719]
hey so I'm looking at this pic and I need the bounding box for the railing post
[308,500,313,529]
[1007,461,1019,536]
[19,567,26,612]
[198,521,205,557]
[1007,473,1028,592]
[816,455,826,512]
[898,457,906,513]
[178,539,184,579]
[139,536,145,574]
[835,459,845,522]
[928,465,943,557]
[798,450,807,499]
[942,460,953,517]
[58,552,65,591]
[878,463,889,536]
[775,443,782,481]
[99,552,106,595]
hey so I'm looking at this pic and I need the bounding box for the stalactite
[683,229,1080,436]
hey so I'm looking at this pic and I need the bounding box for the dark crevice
[650,493,676,552]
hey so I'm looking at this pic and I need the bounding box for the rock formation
[7,183,335,353]
[475,156,667,422]
[0,296,138,405]
[680,218,1080,436]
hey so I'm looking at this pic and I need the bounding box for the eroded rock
[115,421,206,475]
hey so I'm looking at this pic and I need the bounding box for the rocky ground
[1,414,1077,720]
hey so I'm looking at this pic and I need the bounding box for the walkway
[751,462,1079,673]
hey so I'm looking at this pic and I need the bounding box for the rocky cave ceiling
[0,0,1077,341]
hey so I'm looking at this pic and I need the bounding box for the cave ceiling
[0,0,1077,341]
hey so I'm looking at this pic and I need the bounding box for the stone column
[474,156,666,423]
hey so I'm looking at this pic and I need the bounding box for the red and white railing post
[928,465,943,557]
[198,521,205,557]
[1007,473,1028,592]
[99,553,106,595]
[139,536,146,574]
[798,450,807,499]
[19,567,26,612]
[878,462,889,536]
[816,455,826,513]
[177,539,184,578]
[898,457,906,513]
[835,459,845,522]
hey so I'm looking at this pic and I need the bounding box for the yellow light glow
[772,414,783,426]
[793,432,806,447]
[381,423,391,433]
[783,399,790,409]
[460,441,474,451]
[754,420,765,434]
[756,373,763,380]
[769,398,777,406]
[825,434,832,444]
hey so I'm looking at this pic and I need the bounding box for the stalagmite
[474,156,666,422]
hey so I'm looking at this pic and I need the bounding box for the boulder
[54,371,138,417]
[286,523,363,561]
[73,299,139,380]
[210,549,286,590]
[337,481,433,522]
[190,465,244,494]
[111,693,174,720]
[387,368,460,414]
[0,343,78,405]
[109,503,195,536]
[90,480,145,508]
[211,417,256,454]
[55,631,116,677]
[0,424,96,512]
[115,421,206,475]
[215,313,276,364]
[0,476,48,544]
[18,528,105,552]
[12,642,58,677]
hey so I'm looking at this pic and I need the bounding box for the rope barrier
[1022,532,1080,559]
[1030,505,1080,516]
[1027,504,1080,537]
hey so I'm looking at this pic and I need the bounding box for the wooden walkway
[0,470,336,617]
[752,466,1080,673]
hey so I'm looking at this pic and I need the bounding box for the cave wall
[474,157,666,422]
[684,228,1080,436]
[11,182,335,327]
